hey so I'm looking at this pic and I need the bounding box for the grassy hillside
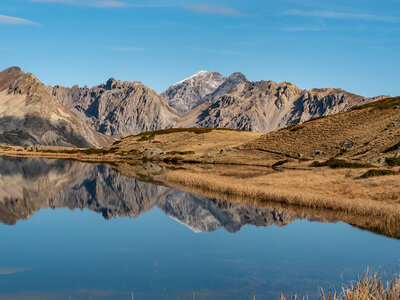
[239,96,400,163]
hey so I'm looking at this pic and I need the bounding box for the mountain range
[0,66,389,146]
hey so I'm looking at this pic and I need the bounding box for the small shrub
[112,140,122,146]
[386,157,400,166]
[383,142,400,153]
[166,151,195,155]
[285,124,305,132]
[272,159,291,167]
[359,169,398,179]
[310,158,373,169]
[138,135,155,141]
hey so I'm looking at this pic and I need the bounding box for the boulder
[141,148,165,158]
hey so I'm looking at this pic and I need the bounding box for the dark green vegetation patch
[272,159,291,167]
[283,124,305,132]
[310,158,373,169]
[385,157,400,166]
[111,140,122,146]
[131,127,242,142]
[166,151,195,155]
[359,169,399,179]
[42,148,117,155]
[383,142,400,153]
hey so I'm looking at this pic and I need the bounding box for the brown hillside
[239,97,400,163]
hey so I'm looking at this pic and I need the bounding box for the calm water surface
[0,157,399,300]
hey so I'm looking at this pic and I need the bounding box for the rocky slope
[51,78,180,137]
[161,71,227,113]
[240,96,400,163]
[199,72,248,105]
[0,157,321,231]
[0,67,113,147]
[180,80,387,133]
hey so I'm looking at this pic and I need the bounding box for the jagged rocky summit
[50,78,180,137]
[0,67,113,147]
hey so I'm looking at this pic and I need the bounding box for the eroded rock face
[51,78,180,137]
[0,67,114,147]
[161,71,227,114]
[184,81,384,133]
[0,157,325,232]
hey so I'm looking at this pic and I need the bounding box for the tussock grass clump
[386,157,400,166]
[281,270,400,300]
[359,169,398,179]
[321,270,400,300]
[310,158,373,169]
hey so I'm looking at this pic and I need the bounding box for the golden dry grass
[282,269,400,300]
[163,166,400,220]
[241,101,400,163]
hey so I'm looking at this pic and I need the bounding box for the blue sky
[0,0,399,96]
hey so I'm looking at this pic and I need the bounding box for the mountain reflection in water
[0,157,325,232]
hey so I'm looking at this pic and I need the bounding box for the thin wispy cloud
[106,46,145,52]
[186,4,243,16]
[31,0,129,8]
[283,26,322,32]
[0,14,40,25]
[93,1,128,7]
[282,10,399,23]
[0,267,32,275]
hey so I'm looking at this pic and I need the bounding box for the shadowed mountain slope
[51,78,180,137]
[0,67,114,147]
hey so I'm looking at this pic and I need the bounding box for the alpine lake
[0,157,399,300]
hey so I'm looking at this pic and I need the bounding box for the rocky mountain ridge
[51,69,388,137]
[0,67,113,147]
[0,66,390,146]
[50,78,180,137]
[181,80,387,133]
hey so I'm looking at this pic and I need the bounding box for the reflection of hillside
[0,157,325,233]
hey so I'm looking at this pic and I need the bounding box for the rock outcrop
[0,67,114,147]
[51,78,180,137]
[180,80,386,133]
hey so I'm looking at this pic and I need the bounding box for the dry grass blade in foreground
[281,270,400,300]
[321,270,400,300]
